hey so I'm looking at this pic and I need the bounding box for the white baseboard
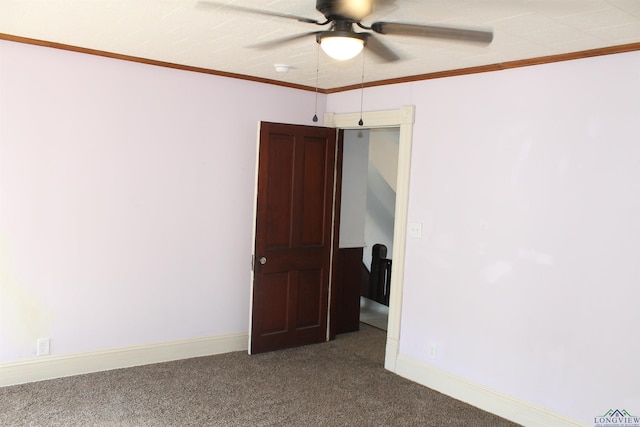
[393,354,587,427]
[0,332,248,387]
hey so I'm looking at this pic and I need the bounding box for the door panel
[251,122,338,354]
[300,138,329,245]
[264,134,294,249]
[258,272,289,334]
[296,268,323,328]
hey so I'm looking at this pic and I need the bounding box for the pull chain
[313,44,320,122]
[358,48,366,126]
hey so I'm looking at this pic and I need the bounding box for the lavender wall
[328,51,640,424]
[0,40,325,362]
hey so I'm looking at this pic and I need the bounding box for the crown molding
[2,33,639,94]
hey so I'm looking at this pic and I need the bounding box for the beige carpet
[0,324,520,426]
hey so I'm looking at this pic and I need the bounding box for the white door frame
[325,106,415,373]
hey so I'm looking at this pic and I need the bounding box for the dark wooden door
[251,122,339,354]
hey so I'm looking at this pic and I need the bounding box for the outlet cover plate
[37,337,50,356]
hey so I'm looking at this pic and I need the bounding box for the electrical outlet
[428,343,437,360]
[37,337,50,356]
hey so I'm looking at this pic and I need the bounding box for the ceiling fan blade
[247,31,322,50]
[365,34,401,62]
[196,1,321,24]
[371,21,494,44]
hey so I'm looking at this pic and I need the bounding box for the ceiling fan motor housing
[316,0,372,21]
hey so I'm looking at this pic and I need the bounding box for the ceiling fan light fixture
[319,34,365,60]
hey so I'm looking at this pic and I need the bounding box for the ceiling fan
[197,0,494,62]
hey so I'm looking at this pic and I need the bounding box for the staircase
[361,244,392,306]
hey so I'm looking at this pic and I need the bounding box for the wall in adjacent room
[338,129,368,249]
[363,128,398,268]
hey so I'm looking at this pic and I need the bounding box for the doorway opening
[326,106,414,372]
[341,127,400,332]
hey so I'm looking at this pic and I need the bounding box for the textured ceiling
[2,0,640,89]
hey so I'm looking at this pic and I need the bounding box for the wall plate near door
[409,222,422,238]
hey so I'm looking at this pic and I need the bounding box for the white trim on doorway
[324,106,415,374]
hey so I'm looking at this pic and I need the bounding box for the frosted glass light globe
[320,36,365,60]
